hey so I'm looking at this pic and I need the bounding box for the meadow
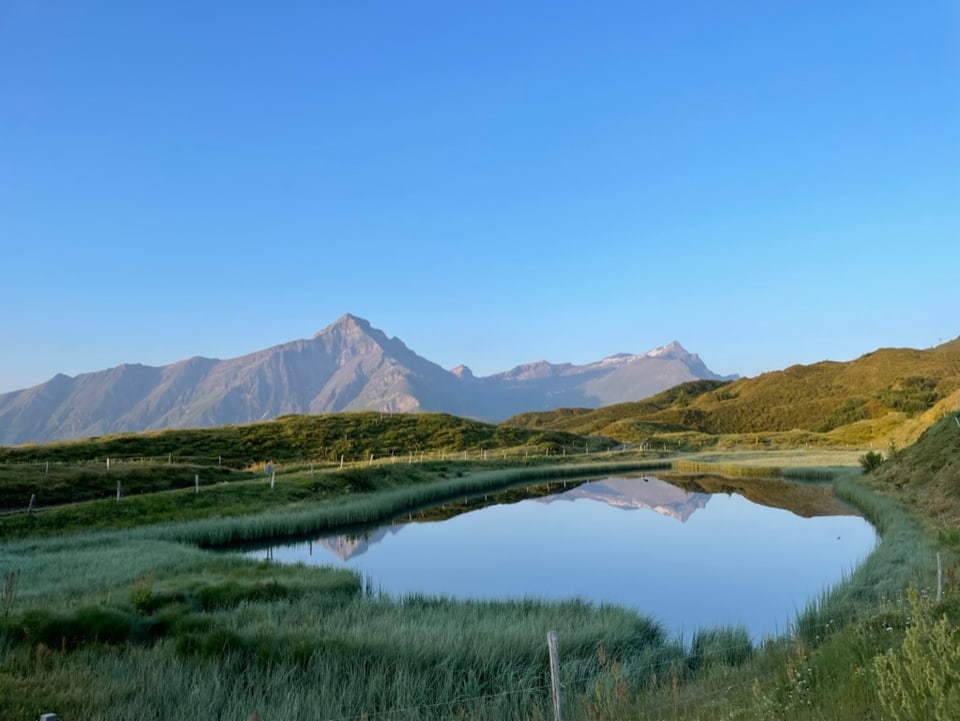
[0,413,957,720]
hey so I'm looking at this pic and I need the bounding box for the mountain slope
[0,315,730,445]
[504,339,960,446]
[0,315,464,445]
[868,409,960,532]
[456,341,735,419]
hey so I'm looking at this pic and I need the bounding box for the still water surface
[244,475,877,639]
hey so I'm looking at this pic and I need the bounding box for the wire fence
[0,442,644,473]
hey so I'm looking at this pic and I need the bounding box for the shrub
[859,451,884,473]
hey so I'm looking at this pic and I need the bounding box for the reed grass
[0,561,689,720]
[673,460,782,477]
[791,469,938,643]
[138,461,670,547]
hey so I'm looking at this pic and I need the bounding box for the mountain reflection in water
[536,476,710,522]
[243,475,877,639]
[307,476,709,561]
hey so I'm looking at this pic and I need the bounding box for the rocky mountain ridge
[0,314,736,445]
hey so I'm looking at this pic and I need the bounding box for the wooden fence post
[937,552,943,603]
[547,630,563,721]
[116,481,121,501]
[195,474,199,494]
[28,494,35,515]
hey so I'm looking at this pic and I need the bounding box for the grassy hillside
[0,411,615,468]
[504,338,960,447]
[0,412,619,514]
[866,410,960,538]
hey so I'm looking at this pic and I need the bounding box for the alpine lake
[235,473,877,640]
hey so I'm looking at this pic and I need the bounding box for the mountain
[0,314,733,445]
[505,338,960,447]
[453,339,736,420]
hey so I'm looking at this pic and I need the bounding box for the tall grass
[139,461,670,547]
[0,557,689,721]
[673,459,782,477]
[793,468,938,643]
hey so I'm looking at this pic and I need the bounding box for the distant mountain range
[0,313,736,445]
[506,336,960,447]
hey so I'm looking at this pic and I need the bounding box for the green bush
[876,376,941,415]
[859,451,884,473]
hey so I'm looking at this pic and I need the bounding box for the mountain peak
[645,341,690,359]
[451,364,475,379]
[315,313,372,338]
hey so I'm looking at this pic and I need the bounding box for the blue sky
[2,1,958,394]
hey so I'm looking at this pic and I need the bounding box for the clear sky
[2,1,958,394]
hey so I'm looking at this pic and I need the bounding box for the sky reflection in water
[245,476,877,639]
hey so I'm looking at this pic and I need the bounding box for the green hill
[0,411,615,467]
[503,338,960,446]
[0,412,617,511]
[868,410,960,537]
